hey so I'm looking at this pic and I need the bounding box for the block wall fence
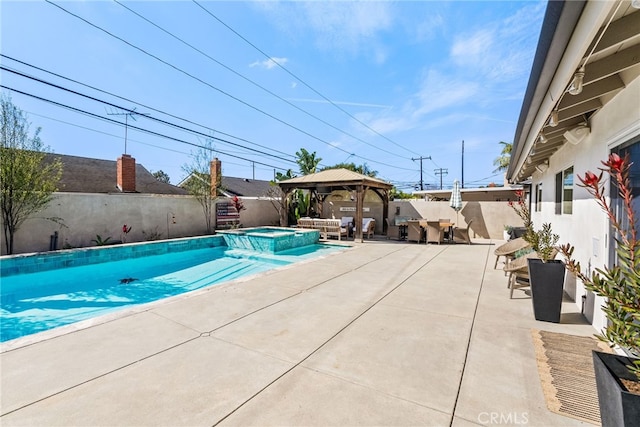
[1,192,521,255]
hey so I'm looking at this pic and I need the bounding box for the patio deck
[0,238,598,426]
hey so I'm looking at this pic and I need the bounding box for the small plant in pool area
[91,235,112,246]
[560,153,640,382]
[231,196,246,229]
[121,224,132,243]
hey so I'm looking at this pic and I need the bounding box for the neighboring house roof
[220,177,274,197]
[43,153,189,195]
[176,173,275,198]
[508,0,640,182]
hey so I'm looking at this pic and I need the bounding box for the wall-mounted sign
[339,207,370,212]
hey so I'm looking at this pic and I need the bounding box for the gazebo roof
[278,168,392,190]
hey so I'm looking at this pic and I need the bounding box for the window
[563,167,573,214]
[555,167,573,214]
[535,183,542,212]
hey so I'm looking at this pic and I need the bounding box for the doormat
[531,329,611,425]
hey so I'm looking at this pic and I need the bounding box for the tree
[152,170,170,184]
[1,94,63,254]
[321,162,378,177]
[182,138,217,234]
[493,141,512,172]
[295,148,321,175]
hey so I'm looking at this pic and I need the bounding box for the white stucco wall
[530,76,640,331]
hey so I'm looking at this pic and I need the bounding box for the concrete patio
[1,238,598,426]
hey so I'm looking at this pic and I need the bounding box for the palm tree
[493,141,512,173]
[295,148,322,175]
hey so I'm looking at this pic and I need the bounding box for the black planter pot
[527,258,565,323]
[592,351,640,427]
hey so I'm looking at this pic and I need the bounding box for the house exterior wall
[0,193,280,255]
[529,76,640,331]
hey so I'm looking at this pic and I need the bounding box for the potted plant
[560,153,639,426]
[503,225,514,241]
[510,191,565,323]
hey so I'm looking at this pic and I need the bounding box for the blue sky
[1,0,546,190]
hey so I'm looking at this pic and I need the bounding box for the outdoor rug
[531,329,611,425]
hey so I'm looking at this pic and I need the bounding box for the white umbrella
[449,179,462,223]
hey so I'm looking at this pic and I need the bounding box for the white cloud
[249,57,288,69]
[255,1,394,61]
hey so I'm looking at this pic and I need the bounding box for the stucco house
[507,0,640,330]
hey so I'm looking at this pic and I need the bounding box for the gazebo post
[355,184,364,242]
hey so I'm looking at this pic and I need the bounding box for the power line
[411,156,431,190]
[434,168,448,190]
[112,0,407,161]
[1,85,293,171]
[0,54,296,162]
[1,66,298,165]
[191,0,421,158]
[43,1,416,173]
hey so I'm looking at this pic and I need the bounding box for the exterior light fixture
[536,161,549,173]
[564,124,590,145]
[548,109,559,127]
[568,67,585,95]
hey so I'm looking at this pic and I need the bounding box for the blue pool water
[0,242,341,343]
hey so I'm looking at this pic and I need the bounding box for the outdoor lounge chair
[406,220,423,243]
[385,218,401,240]
[324,219,347,240]
[504,252,536,298]
[452,220,473,244]
[493,237,530,269]
[340,216,354,233]
[424,221,443,244]
[363,218,376,239]
[297,217,314,229]
[504,248,558,298]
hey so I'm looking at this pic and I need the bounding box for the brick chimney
[117,154,136,192]
[210,158,221,196]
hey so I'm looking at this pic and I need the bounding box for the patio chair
[406,220,423,243]
[341,216,354,237]
[324,219,347,240]
[425,221,443,244]
[297,217,313,229]
[504,247,559,298]
[385,218,401,240]
[363,218,376,239]
[494,237,530,269]
[439,218,452,240]
[452,220,473,244]
[504,252,536,298]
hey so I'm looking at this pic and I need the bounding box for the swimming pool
[0,236,344,343]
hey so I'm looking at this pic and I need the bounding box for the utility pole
[434,168,448,190]
[461,140,465,189]
[107,107,149,154]
[412,156,431,190]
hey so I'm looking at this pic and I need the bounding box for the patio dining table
[418,220,455,243]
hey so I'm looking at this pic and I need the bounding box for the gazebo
[278,169,393,242]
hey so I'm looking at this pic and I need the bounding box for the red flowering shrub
[560,153,639,379]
